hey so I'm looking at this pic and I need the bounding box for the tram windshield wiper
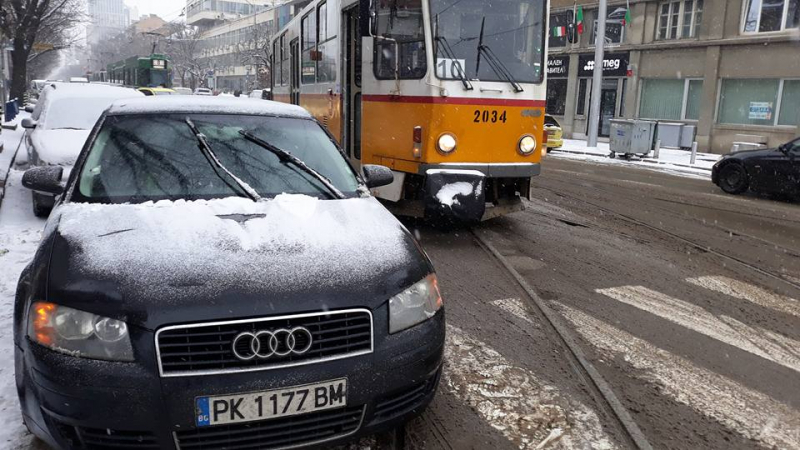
[238,130,346,200]
[475,17,524,93]
[434,15,473,91]
[185,117,261,202]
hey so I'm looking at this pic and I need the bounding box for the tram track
[470,228,653,450]
[535,181,800,292]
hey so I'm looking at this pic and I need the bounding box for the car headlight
[28,302,134,361]
[437,133,457,154]
[389,274,443,334]
[519,135,537,155]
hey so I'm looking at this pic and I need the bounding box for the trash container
[610,119,657,159]
[657,122,683,148]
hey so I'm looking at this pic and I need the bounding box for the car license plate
[195,378,347,427]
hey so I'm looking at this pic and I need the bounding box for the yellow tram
[271,0,548,221]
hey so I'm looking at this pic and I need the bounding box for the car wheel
[718,163,749,195]
[546,148,552,154]
[32,192,51,218]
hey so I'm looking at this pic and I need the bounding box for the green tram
[107,54,172,88]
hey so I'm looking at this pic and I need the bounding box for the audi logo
[232,327,314,361]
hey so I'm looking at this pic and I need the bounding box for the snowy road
[1,129,799,449]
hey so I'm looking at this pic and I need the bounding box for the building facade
[548,0,800,153]
[87,0,130,45]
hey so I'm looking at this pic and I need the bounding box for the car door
[786,139,800,194]
[749,149,792,194]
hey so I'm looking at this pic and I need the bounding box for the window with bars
[742,0,799,33]
[657,0,703,39]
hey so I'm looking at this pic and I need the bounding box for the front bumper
[419,162,541,178]
[18,307,445,450]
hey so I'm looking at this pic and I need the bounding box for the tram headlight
[437,133,457,154]
[518,135,537,155]
[389,274,443,334]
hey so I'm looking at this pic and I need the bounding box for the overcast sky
[128,0,187,23]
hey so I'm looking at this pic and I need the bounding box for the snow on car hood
[48,195,430,327]
[31,129,90,166]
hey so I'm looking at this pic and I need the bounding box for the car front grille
[156,309,373,377]
[174,406,365,450]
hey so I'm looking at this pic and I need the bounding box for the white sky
[127,0,187,23]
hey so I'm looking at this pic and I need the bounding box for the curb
[0,134,24,210]
[550,148,714,172]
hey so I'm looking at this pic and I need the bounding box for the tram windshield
[430,0,546,84]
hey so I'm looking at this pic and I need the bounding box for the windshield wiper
[238,130,346,200]
[475,17,524,93]
[185,118,262,202]
[435,15,473,91]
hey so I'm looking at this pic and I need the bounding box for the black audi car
[14,97,445,449]
[712,137,800,196]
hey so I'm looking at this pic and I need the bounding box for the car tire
[718,163,749,195]
[32,192,51,218]
[546,148,552,154]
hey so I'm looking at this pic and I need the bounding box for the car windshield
[74,114,360,203]
[430,0,546,83]
[43,97,121,130]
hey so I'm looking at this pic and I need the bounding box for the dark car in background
[14,97,445,450]
[712,137,800,196]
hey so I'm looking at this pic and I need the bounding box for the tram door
[290,39,300,105]
[342,6,362,169]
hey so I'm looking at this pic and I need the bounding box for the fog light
[518,135,536,155]
[437,133,457,154]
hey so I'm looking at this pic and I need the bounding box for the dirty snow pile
[57,194,412,294]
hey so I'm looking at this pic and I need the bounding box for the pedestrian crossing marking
[556,303,800,449]
[687,275,800,318]
[491,298,535,325]
[443,325,615,450]
[596,286,800,373]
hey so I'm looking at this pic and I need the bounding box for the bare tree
[164,23,204,89]
[234,20,274,90]
[1,0,84,99]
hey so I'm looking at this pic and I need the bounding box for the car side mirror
[22,166,64,195]
[362,165,394,189]
[24,105,34,113]
[21,117,37,129]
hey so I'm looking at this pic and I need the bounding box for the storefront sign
[578,52,629,77]
[748,102,773,120]
[547,56,570,78]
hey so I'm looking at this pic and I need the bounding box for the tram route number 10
[436,58,467,80]
[474,110,508,123]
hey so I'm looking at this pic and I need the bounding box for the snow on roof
[41,83,143,101]
[106,96,312,118]
[56,195,412,293]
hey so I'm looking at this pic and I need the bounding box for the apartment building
[548,0,800,153]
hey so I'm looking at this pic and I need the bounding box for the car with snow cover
[21,83,143,216]
[14,96,445,450]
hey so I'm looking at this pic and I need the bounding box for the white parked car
[21,83,143,216]
[194,88,213,96]
[69,77,89,83]
[173,87,193,95]
[248,89,272,100]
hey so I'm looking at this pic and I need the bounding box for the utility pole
[587,0,607,149]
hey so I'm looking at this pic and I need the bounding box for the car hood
[722,147,781,160]
[31,129,90,166]
[46,195,431,330]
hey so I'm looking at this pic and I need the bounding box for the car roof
[40,83,142,100]
[140,87,175,92]
[106,96,312,118]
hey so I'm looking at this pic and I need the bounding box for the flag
[622,0,631,26]
[552,26,567,37]
[576,6,584,34]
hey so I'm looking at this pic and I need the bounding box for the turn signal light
[413,126,423,158]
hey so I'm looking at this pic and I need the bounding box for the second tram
[272,0,548,221]
[107,54,173,88]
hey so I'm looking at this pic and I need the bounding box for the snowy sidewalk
[548,139,721,179]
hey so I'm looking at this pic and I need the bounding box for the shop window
[546,79,568,116]
[743,0,799,32]
[718,79,779,126]
[549,10,574,48]
[576,78,589,116]
[639,78,703,120]
[657,0,703,39]
[591,7,626,45]
[778,80,800,126]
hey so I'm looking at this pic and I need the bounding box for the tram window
[273,40,281,86]
[317,2,339,83]
[373,0,427,80]
[302,13,317,84]
[281,34,290,86]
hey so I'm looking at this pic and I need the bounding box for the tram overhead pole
[587,0,607,149]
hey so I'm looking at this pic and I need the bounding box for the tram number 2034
[473,110,508,124]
